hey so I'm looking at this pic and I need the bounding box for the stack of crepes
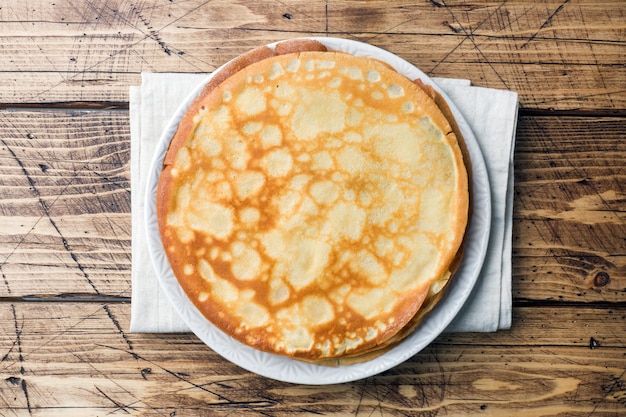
[155,39,471,365]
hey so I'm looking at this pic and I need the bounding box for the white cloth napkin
[129,72,518,333]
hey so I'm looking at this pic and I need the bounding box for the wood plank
[1,0,624,111]
[0,109,131,297]
[0,302,624,415]
[513,116,626,303]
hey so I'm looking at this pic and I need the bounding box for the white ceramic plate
[145,37,491,385]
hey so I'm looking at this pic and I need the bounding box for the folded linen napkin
[129,72,517,333]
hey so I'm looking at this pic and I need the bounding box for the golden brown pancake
[157,40,469,361]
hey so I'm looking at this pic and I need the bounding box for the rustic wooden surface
[0,0,624,415]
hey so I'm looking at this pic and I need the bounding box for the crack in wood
[103,305,138,360]
[10,305,25,375]
[325,0,329,35]
[1,268,11,295]
[21,378,32,416]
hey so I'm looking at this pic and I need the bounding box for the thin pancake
[157,42,469,361]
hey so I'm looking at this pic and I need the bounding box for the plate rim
[144,36,492,385]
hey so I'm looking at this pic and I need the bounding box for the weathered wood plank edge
[168,25,626,48]
[0,102,129,110]
[519,108,626,118]
[0,295,131,303]
[2,295,625,310]
[2,103,626,118]
[513,298,626,309]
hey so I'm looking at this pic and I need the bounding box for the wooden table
[1,1,624,415]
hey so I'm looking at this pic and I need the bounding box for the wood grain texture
[1,302,624,416]
[0,0,624,111]
[514,116,626,303]
[0,109,131,297]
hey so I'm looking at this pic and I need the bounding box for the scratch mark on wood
[435,350,449,404]
[428,24,470,72]
[10,308,24,377]
[1,338,17,363]
[1,269,11,295]
[0,304,108,381]
[97,343,236,403]
[371,377,386,416]
[10,305,25,375]
[103,305,138,360]
[528,89,626,110]
[358,14,424,45]
[593,370,626,413]
[578,9,615,109]
[154,0,215,33]
[68,350,146,413]
[79,0,209,74]
[130,4,172,55]
[4,4,69,87]
[521,0,571,49]
[429,0,511,89]
[603,371,626,405]
[29,28,159,100]
[297,408,324,415]
[95,386,133,414]
[21,378,32,416]
[9,304,32,415]
[138,0,223,72]
[354,377,367,415]
[325,0,329,36]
